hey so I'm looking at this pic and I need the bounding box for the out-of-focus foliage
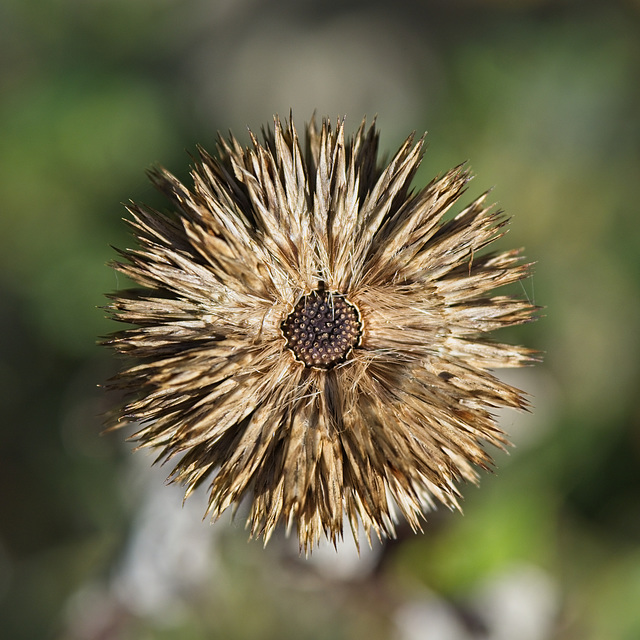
[0,1,639,639]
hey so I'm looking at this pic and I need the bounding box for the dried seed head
[104,114,539,553]
[281,290,362,369]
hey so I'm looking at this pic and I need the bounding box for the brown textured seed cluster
[281,290,362,368]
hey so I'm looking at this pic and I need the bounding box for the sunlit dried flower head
[105,115,538,552]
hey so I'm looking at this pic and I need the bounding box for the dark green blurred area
[1,1,639,639]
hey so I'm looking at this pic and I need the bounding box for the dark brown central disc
[281,290,362,369]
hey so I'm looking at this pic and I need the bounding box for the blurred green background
[1,1,639,638]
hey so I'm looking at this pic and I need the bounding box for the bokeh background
[1,1,639,638]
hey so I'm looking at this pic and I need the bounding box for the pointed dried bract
[104,115,538,552]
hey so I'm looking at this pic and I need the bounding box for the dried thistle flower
[105,115,537,552]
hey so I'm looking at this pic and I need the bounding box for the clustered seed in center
[281,290,362,369]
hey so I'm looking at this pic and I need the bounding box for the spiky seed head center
[281,290,362,369]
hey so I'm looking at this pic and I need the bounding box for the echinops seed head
[104,114,538,553]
